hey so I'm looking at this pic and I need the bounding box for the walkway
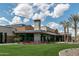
[59,48,79,56]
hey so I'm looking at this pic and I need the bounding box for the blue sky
[0,3,16,20]
[0,3,78,24]
[0,3,78,34]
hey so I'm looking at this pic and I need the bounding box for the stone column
[54,35,56,41]
[34,34,41,43]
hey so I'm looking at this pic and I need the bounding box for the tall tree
[60,21,67,41]
[68,14,79,42]
[66,21,70,41]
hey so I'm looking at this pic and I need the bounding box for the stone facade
[34,34,41,42]
[0,26,15,43]
[16,26,34,31]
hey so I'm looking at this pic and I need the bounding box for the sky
[0,3,79,36]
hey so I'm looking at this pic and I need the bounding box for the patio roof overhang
[15,30,45,34]
[14,30,64,36]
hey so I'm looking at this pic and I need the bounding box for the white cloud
[68,28,79,37]
[32,12,46,22]
[47,22,78,36]
[12,3,70,22]
[32,3,52,21]
[10,16,22,25]
[69,28,75,36]
[10,16,30,25]
[0,17,10,26]
[23,18,29,23]
[11,3,70,26]
[32,3,70,19]
[12,3,33,19]
[44,11,51,16]
[32,13,42,20]
[51,4,70,18]
[47,22,63,32]
[33,3,50,12]
[38,3,50,12]
[32,4,52,22]
[47,22,79,36]
[0,3,71,26]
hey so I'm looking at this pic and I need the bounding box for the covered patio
[15,30,64,43]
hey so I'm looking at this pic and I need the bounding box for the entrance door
[0,32,3,43]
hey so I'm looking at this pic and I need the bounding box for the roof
[33,19,41,21]
[15,30,63,36]
[59,32,71,35]
[0,25,13,28]
[11,24,32,27]
[15,30,46,33]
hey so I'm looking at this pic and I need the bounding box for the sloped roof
[15,30,62,35]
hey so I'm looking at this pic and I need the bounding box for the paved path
[59,48,79,56]
[0,43,18,45]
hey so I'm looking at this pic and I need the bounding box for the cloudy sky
[0,3,78,36]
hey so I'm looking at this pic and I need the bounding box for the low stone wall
[59,48,79,56]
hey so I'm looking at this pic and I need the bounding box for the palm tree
[60,21,67,42]
[66,21,70,41]
[68,14,79,42]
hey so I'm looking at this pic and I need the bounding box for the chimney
[33,19,41,30]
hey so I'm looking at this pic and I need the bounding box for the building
[0,26,15,43]
[0,19,72,43]
[14,19,71,43]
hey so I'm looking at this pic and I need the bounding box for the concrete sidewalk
[59,48,79,56]
[0,43,18,45]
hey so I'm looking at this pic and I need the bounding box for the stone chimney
[33,19,41,30]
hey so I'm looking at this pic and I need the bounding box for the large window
[17,33,34,42]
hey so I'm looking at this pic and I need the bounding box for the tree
[68,14,79,42]
[66,21,70,41]
[60,21,67,41]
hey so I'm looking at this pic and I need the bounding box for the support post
[34,34,41,43]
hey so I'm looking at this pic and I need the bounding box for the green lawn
[0,43,79,56]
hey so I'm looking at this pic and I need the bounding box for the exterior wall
[41,26,47,31]
[41,26,52,31]
[60,33,72,42]
[0,26,14,36]
[41,26,58,33]
[16,27,26,31]
[34,26,40,30]
[34,20,41,30]
[16,26,34,31]
[34,34,41,42]
[25,26,34,30]
[0,26,15,43]
[0,25,71,43]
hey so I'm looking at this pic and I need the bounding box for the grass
[0,43,79,56]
